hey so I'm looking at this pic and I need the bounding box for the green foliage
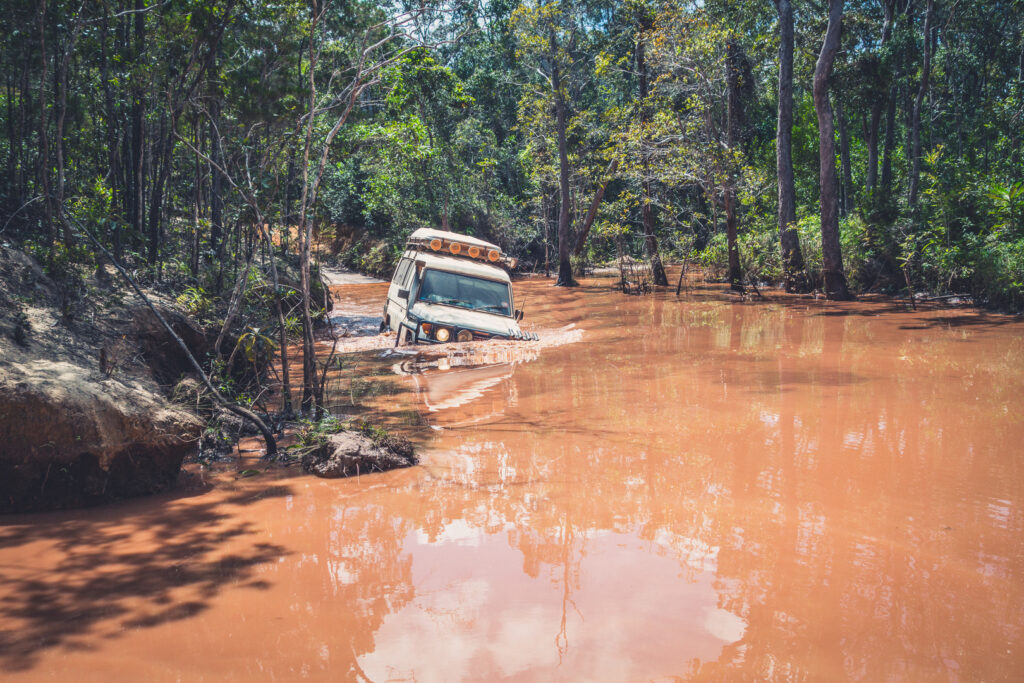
[695,233,730,278]
[1,0,1022,312]
[796,216,824,286]
[176,286,214,319]
[237,326,278,363]
[339,240,399,279]
[296,416,345,451]
[986,180,1024,239]
[738,223,782,284]
[967,234,1024,310]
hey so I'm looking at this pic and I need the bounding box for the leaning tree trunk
[814,0,854,300]
[774,0,809,293]
[908,0,934,208]
[551,30,576,287]
[636,34,668,286]
[573,157,619,255]
[71,219,278,456]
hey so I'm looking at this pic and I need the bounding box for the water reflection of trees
[246,282,1024,678]
[399,294,1024,678]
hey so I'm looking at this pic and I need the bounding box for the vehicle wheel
[379,317,388,333]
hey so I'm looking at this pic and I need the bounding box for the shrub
[738,223,782,285]
[968,233,1024,310]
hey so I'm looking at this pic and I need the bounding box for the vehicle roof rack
[406,228,518,270]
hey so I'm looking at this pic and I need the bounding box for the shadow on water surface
[0,484,292,673]
[899,314,1022,330]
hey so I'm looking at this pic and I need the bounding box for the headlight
[435,327,451,342]
[456,329,473,343]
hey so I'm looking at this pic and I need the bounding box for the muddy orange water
[3,274,1024,681]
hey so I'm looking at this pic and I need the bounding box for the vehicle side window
[393,259,411,287]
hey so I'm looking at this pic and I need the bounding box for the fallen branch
[70,217,278,456]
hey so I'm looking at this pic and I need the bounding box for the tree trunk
[298,8,321,416]
[130,0,145,245]
[724,191,742,290]
[881,85,897,194]
[838,101,852,216]
[774,0,809,292]
[209,97,224,265]
[725,41,744,291]
[259,223,294,418]
[908,0,934,208]
[882,1,914,198]
[573,157,619,255]
[36,1,55,250]
[551,30,576,287]
[54,9,84,248]
[866,101,883,192]
[299,217,317,414]
[814,0,854,300]
[99,7,122,252]
[147,111,170,266]
[866,1,895,193]
[636,34,668,286]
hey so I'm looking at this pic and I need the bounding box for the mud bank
[0,246,202,512]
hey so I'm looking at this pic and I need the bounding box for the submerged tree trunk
[814,0,854,300]
[774,0,809,293]
[552,30,576,287]
[636,34,668,286]
[908,0,934,208]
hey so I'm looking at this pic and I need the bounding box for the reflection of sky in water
[360,527,746,682]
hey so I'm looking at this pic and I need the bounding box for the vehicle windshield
[417,269,512,316]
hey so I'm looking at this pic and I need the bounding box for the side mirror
[514,309,524,321]
[398,288,410,299]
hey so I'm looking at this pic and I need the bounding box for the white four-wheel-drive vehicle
[382,228,537,345]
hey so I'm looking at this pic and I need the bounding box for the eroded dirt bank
[3,272,1024,680]
[0,246,204,511]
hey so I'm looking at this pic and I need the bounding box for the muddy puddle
[3,272,1024,680]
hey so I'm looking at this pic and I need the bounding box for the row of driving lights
[428,238,501,262]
